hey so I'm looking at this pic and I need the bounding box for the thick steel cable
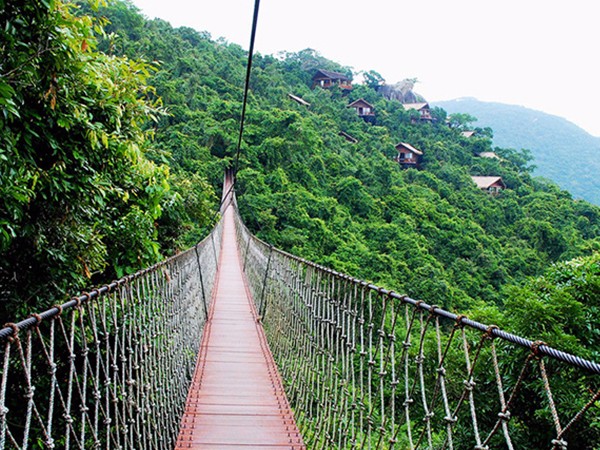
[233,231,600,375]
[233,0,261,178]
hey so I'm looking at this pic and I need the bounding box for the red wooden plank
[175,206,305,449]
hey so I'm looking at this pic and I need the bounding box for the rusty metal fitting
[486,325,499,339]
[531,340,547,357]
[455,314,467,327]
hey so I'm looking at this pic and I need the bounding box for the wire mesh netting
[0,219,223,450]
[235,208,600,450]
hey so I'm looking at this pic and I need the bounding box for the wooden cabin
[347,98,375,122]
[403,102,433,122]
[471,176,506,195]
[312,69,352,90]
[395,142,423,168]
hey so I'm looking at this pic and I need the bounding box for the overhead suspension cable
[232,0,261,181]
[201,0,261,232]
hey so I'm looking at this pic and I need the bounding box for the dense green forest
[2,0,600,358]
[436,97,600,205]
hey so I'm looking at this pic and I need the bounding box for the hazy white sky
[131,0,600,136]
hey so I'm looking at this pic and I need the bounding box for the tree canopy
[0,0,171,314]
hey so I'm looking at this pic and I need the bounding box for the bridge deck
[175,205,304,449]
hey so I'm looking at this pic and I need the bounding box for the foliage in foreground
[1,0,172,315]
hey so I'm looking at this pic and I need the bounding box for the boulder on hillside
[378,79,425,104]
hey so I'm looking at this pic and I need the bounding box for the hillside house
[312,69,352,90]
[403,102,433,123]
[471,176,506,195]
[395,142,423,168]
[347,98,375,122]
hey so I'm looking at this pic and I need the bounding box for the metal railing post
[242,237,252,272]
[210,232,218,266]
[258,244,273,319]
[194,245,209,320]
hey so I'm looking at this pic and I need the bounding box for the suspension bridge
[1,171,599,449]
[2,1,600,446]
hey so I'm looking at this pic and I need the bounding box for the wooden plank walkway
[175,203,304,449]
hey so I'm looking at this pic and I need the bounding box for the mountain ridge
[433,97,600,204]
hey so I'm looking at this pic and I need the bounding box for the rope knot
[463,379,476,390]
[455,314,467,328]
[51,304,63,317]
[72,295,83,308]
[429,305,440,316]
[3,322,19,342]
[28,313,43,327]
[531,340,547,357]
[551,438,568,449]
[498,410,512,421]
[486,325,499,339]
[45,438,55,449]
[25,386,35,399]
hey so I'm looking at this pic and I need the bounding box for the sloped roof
[395,142,423,155]
[347,98,374,109]
[478,151,500,159]
[471,176,505,189]
[313,69,350,81]
[288,93,310,107]
[339,131,358,143]
[403,102,429,111]
[461,130,476,138]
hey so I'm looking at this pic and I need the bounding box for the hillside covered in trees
[435,97,600,205]
[2,0,600,358]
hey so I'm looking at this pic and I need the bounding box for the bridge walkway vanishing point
[175,199,305,449]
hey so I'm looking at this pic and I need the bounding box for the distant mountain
[434,97,600,205]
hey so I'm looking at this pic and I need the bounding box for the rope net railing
[0,214,224,449]
[234,206,600,449]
